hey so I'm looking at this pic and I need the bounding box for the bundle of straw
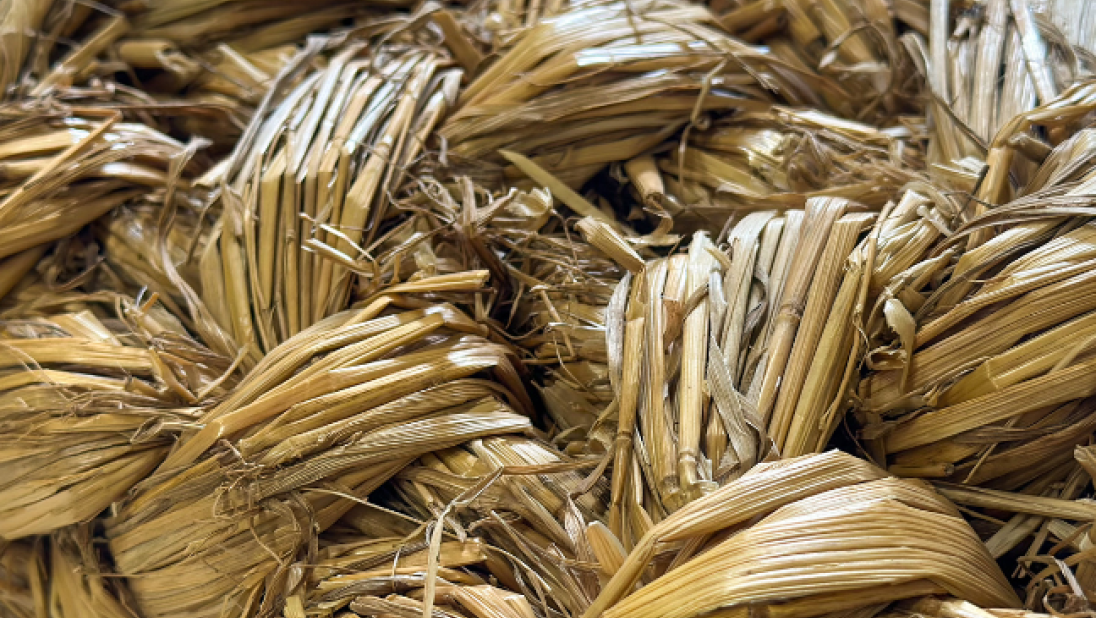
[305,450,1023,618]
[0,296,235,539]
[0,110,200,300]
[296,513,540,618]
[285,433,606,618]
[27,0,407,96]
[437,0,861,193]
[630,105,925,232]
[583,450,1018,618]
[106,300,534,618]
[849,82,1096,602]
[582,197,896,527]
[386,435,607,616]
[196,33,464,362]
[22,0,420,151]
[0,539,40,618]
[901,0,1090,181]
[710,0,920,121]
[857,85,1096,486]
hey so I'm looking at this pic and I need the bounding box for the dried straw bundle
[197,32,464,362]
[293,511,540,618]
[27,0,408,95]
[410,181,906,517]
[902,0,1092,180]
[286,433,607,618]
[584,197,897,527]
[857,85,1096,485]
[385,435,607,616]
[0,297,236,539]
[301,450,1022,618]
[710,0,921,121]
[0,539,41,618]
[21,0,419,151]
[584,451,1018,618]
[630,105,925,232]
[849,83,1096,601]
[437,0,864,193]
[106,299,534,618]
[0,108,196,265]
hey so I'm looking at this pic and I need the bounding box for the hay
[105,298,533,618]
[2,0,1096,615]
[630,106,926,232]
[436,0,887,195]
[194,28,465,363]
[0,295,234,539]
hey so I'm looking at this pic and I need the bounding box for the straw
[0,295,235,539]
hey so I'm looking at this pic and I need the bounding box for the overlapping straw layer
[317,450,1020,618]
[287,433,607,618]
[0,110,199,304]
[857,86,1096,482]
[437,0,879,194]
[196,30,465,361]
[0,296,234,539]
[900,0,1094,188]
[629,105,924,231]
[585,451,1018,618]
[105,298,533,618]
[851,81,1096,600]
[549,197,903,529]
[19,0,420,146]
[710,0,921,120]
